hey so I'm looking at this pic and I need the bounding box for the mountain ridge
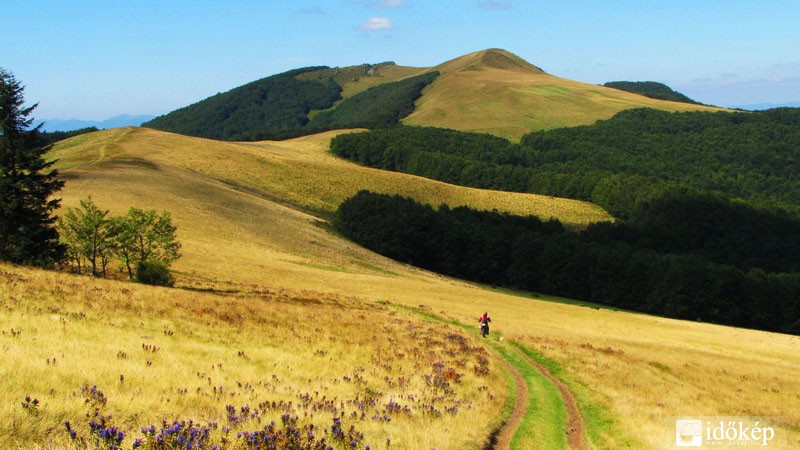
[144,48,723,141]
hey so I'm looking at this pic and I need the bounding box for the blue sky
[6,0,800,120]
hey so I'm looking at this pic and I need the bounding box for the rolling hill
[6,127,792,449]
[6,46,797,447]
[49,127,610,228]
[144,48,722,141]
[403,49,722,140]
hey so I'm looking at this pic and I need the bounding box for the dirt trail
[484,345,588,450]
[484,358,529,450]
[515,349,589,450]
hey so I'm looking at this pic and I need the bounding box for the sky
[5,0,800,120]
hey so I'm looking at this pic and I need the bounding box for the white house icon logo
[676,420,703,447]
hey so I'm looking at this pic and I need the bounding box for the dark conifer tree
[0,69,65,266]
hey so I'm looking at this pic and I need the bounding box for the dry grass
[0,263,506,449]
[21,127,800,449]
[484,294,800,449]
[49,127,611,228]
[403,49,725,141]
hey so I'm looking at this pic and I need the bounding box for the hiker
[478,312,491,338]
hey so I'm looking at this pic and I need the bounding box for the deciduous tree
[58,197,113,276]
[112,208,180,280]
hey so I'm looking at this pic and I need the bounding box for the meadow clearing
[1,127,798,448]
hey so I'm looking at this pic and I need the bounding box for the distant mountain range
[39,114,156,132]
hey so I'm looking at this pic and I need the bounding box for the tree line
[330,108,800,219]
[602,81,702,105]
[336,191,800,335]
[35,127,99,146]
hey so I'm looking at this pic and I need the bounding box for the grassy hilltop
[403,49,721,140]
[144,48,722,142]
[2,127,798,448]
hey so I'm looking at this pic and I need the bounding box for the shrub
[135,260,174,287]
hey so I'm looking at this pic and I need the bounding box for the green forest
[331,108,800,218]
[143,67,341,141]
[602,81,701,105]
[336,191,800,335]
[308,71,438,131]
[143,68,438,140]
[332,108,800,335]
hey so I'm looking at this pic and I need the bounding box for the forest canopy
[336,191,800,335]
[332,108,800,336]
[143,67,342,141]
[331,108,800,219]
[143,68,439,141]
[602,81,702,105]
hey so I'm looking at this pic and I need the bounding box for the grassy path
[396,304,588,449]
[510,344,589,450]
[484,357,529,450]
[488,341,569,449]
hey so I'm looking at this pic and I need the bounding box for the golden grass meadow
[402,49,724,141]
[1,126,798,449]
[1,263,506,449]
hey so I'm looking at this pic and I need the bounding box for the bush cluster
[58,197,180,285]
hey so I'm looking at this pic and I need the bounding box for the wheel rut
[483,357,528,450]
[514,348,589,450]
[485,344,588,450]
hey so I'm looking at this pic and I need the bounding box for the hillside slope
[144,48,722,142]
[308,71,439,130]
[142,67,342,140]
[51,127,609,227]
[40,128,800,449]
[403,49,721,140]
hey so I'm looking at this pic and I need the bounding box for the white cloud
[358,17,394,31]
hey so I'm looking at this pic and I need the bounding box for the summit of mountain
[433,48,546,74]
[143,48,723,141]
[402,49,722,139]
